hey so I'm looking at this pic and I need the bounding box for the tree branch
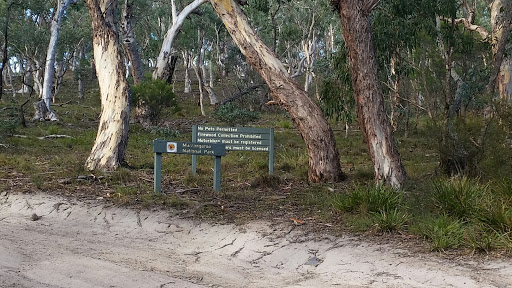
[220,83,265,105]
[439,16,489,41]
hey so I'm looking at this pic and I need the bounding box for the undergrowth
[1,75,512,256]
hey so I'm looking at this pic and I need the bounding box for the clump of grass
[331,184,409,232]
[466,226,506,253]
[332,184,403,214]
[412,214,465,252]
[479,203,512,233]
[372,208,411,232]
[250,174,281,188]
[432,177,487,220]
[278,120,293,129]
[109,167,132,185]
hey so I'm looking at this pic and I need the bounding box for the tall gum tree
[121,0,144,85]
[39,0,74,121]
[446,0,512,101]
[84,0,131,171]
[209,0,344,182]
[330,0,407,188]
[152,0,207,81]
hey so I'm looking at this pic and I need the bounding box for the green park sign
[192,125,274,174]
[153,140,226,193]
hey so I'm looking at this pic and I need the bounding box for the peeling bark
[121,0,145,85]
[84,0,131,171]
[332,0,406,188]
[210,0,343,182]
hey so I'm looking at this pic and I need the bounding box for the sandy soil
[1,192,511,288]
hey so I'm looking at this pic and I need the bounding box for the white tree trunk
[183,51,191,93]
[152,0,207,80]
[498,57,512,102]
[192,63,206,116]
[209,60,214,88]
[77,45,85,99]
[121,0,145,85]
[209,0,344,182]
[85,0,131,171]
[40,0,72,121]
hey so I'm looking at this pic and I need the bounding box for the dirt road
[1,192,511,288]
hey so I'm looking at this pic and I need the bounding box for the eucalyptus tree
[330,0,407,188]
[445,0,512,101]
[84,0,131,171]
[8,0,53,98]
[59,1,91,98]
[210,0,344,183]
[0,0,21,100]
[121,0,144,84]
[152,0,208,82]
[36,0,75,121]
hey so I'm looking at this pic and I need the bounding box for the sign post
[153,140,226,193]
[192,125,274,175]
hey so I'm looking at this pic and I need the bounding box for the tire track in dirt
[1,192,511,288]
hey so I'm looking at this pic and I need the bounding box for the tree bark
[332,0,407,188]
[182,50,192,93]
[210,0,344,183]
[0,2,18,100]
[84,0,131,171]
[152,0,207,81]
[488,0,512,101]
[121,0,145,85]
[39,0,73,121]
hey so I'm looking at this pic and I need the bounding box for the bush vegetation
[1,74,512,256]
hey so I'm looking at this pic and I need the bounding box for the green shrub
[131,79,178,123]
[211,103,261,126]
[150,126,181,139]
[0,119,17,141]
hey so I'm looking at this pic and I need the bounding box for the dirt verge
[1,192,511,288]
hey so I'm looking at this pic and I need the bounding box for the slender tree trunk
[192,63,206,116]
[332,0,407,187]
[488,0,512,101]
[182,51,191,93]
[210,0,344,182]
[497,58,512,102]
[84,0,131,171]
[152,0,207,81]
[121,0,145,85]
[39,0,72,121]
[77,45,85,99]
[209,60,214,88]
[1,4,10,99]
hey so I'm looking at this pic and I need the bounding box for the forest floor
[2,191,512,288]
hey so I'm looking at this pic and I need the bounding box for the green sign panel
[192,125,274,175]
[153,140,226,193]
[153,140,226,156]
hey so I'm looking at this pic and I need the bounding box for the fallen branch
[36,134,75,140]
[220,83,265,105]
